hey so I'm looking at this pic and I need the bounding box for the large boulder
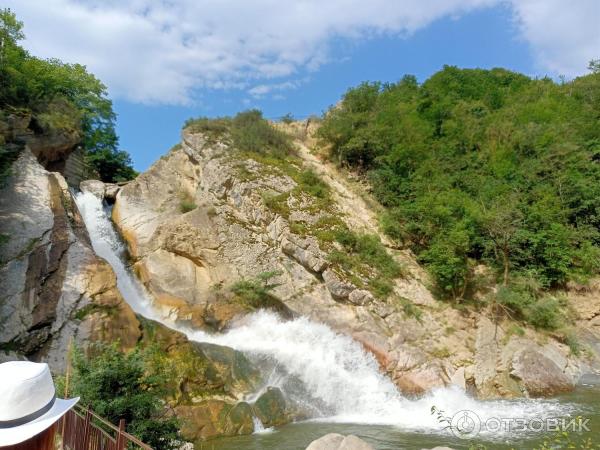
[510,347,574,397]
[306,434,374,450]
[176,400,254,441]
[253,387,289,427]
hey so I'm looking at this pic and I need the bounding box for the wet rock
[176,400,254,441]
[195,342,261,395]
[80,179,105,198]
[104,183,121,200]
[393,360,450,395]
[253,387,289,427]
[306,433,374,450]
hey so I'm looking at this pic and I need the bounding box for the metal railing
[58,405,152,450]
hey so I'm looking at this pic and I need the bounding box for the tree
[319,65,600,311]
[478,195,524,286]
[69,344,179,450]
[0,8,137,183]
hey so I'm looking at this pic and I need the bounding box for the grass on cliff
[179,191,197,213]
[328,228,404,299]
[184,109,295,159]
[230,270,282,309]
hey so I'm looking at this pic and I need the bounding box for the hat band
[0,395,56,429]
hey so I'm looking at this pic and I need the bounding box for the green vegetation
[231,270,282,308]
[0,9,136,183]
[328,228,402,299]
[179,191,197,213]
[68,344,179,449]
[280,113,295,124]
[184,109,294,159]
[319,65,600,327]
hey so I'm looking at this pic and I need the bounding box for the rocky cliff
[111,123,600,400]
[0,146,140,371]
[0,140,287,443]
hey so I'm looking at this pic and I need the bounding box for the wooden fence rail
[58,405,152,450]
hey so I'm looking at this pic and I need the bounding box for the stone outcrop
[108,127,598,401]
[306,434,374,450]
[136,317,285,442]
[0,148,140,372]
[253,387,290,427]
[510,347,574,396]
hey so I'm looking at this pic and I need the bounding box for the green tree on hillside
[0,8,136,183]
[319,64,600,315]
[69,344,179,449]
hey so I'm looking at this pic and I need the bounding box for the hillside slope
[111,118,600,400]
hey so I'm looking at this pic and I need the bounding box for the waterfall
[74,190,575,439]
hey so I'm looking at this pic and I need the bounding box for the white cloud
[509,0,600,77]
[4,0,598,104]
[248,79,307,98]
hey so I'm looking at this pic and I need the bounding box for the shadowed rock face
[0,148,140,371]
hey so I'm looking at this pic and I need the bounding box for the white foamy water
[74,190,576,439]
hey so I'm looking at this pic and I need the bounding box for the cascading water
[74,190,576,440]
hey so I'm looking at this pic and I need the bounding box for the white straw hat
[0,361,79,446]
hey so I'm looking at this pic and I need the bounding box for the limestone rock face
[306,434,374,450]
[110,127,594,400]
[0,148,140,372]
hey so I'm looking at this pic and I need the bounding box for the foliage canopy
[319,66,600,308]
[69,344,179,450]
[0,8,136,182]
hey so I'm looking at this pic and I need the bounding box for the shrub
[179,192,197,213]
[296,169,330,199]
[334,229,401,279]
[0,9,136,183]
[526,296,561,330]
[231,110,294,158]
[280,113,295,124]
[230,270,282,308]
[368,278,394,299]
[68,344,179,450]
[318,65,600,298]
[183,116,231,137]
[86,148,137,183]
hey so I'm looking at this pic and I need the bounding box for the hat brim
[0,397,79,446]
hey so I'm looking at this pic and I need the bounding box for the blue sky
[114,4,535,170]
[5,1,600,171]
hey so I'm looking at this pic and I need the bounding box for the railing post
[116,419,126,450]
[82,408,92,450]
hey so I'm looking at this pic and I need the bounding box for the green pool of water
[208,381,600,450]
